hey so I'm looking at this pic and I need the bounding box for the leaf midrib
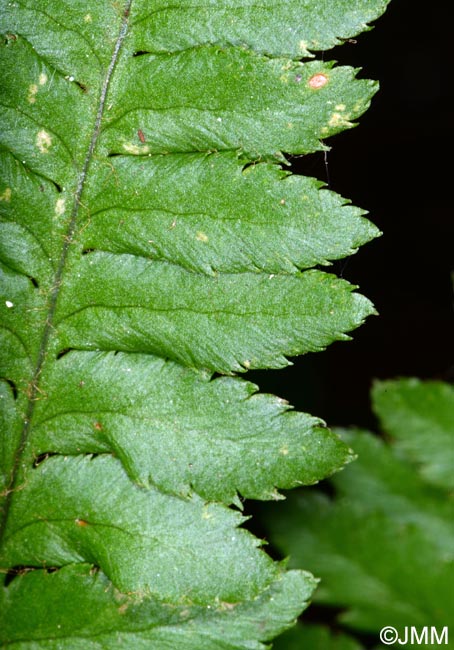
[0,1,133,545]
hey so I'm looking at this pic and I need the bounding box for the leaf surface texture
[0,0,388,645]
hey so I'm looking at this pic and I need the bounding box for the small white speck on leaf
[5,301,14,308]
[39,73,48,85]
[55,197,65,216]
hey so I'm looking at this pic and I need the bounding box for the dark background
[249,0,453,430]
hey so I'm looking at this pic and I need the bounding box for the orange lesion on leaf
[75,518,89,527]
[308,73,328,89]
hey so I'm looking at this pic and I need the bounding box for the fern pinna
[0,1,389,647]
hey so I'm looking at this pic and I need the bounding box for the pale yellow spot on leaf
[335,103,346,111]
[55,197,65,216]
[218,602,237,611]
[328,112,352,128]
[27,84,38,103]
[0,187,12,202]
[39,73,48,86]
[122,142,149,155]
[84,13,92,22]
[196,231,208,242]
[299,40,310,56]
[271,488,284,501]
[280,446,289,456]
[202,507,213,520]
[36,130,52,153]
[353,100,364,113]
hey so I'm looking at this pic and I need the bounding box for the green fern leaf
[372,379,454,490]
[264,380,454,641]
[0,0,389,645]
[0,566,315,649]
